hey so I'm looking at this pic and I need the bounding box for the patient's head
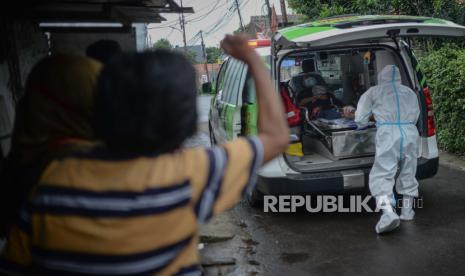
[302,75,317,88]
[95,50,197,155]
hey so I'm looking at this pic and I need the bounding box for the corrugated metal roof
[5,0,194,24]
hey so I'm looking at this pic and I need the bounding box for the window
[222,60,239,104]
[223,59,247,105]
[229,62,247,105]
[243,74,256,105]
[215,59,229,100]
[281,48,409,107]
[280,57,307,81]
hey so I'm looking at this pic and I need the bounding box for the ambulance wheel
[246,187,264,208]
[208,122,216,145]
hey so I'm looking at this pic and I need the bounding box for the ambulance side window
[223,60,241,105]
[243,74,256,105]
[215,59,230,102]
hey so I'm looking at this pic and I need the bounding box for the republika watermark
[263,195,423,213]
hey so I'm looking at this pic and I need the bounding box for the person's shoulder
[365,86,377,93]
[183,137,261,170]
[38,149,209,192]
[400,84,416,93]
[177,146,210,163]
[167,147,212,177]
[362,87,377,98]
[38,157,82,185]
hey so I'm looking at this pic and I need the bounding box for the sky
[148,0,294,48]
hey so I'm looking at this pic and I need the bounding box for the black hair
[86,40,122,64]
[302,58,316,73]
[95,50,197,155]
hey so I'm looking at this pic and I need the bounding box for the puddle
[280,252,310,264]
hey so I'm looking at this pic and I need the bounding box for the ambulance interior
[280,48,411,172]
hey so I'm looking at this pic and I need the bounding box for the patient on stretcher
[298,85,346,120]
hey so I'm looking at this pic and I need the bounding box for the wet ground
[234,164,465,275]
[193,95,465,276]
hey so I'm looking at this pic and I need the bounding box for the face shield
[303,76,317,88]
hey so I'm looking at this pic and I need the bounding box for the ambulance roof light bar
[248,39,271,47]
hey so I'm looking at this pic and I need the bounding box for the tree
[419,45,465,155]
[287,0,465,24]
[205,47,222,64]
[185,50,198,64]
[153,38,173,50]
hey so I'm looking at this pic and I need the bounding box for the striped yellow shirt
[0,137,263,275]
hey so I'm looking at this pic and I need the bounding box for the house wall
[194,63,220,85]
[50,29,137,55]
[49,24,148,55]
[0,20,48,156]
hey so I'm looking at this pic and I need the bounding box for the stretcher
[302,114,377,160]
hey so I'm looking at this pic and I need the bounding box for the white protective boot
[400,195,415,221]
[375,195,400,234]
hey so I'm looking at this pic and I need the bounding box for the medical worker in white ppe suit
[346,65,420,234]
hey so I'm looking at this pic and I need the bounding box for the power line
[165,28,176,40]
[153,0,254,47]
[180,0,188,52]
[147,21,179,30]
[186,0,225,23]
[187,31,202,45]
[150,0,226,47]
[147,0,224,30]
[234,0,245,31]
[205,0,252,36]
[186,0,217,16]
[186,0,231,46]
[203,1,237,36]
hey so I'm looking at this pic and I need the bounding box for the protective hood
[355,64,420,129]
[378,65,401,84]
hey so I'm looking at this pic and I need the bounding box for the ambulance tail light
[423,86,436,137]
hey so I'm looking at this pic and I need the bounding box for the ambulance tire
[246,187,264,209]
[208,122,216,145]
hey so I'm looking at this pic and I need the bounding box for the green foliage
[205,47,222,64]
[287,0,465,24]
[153,38,173,50]
[185,50,198,64]
[319,4,347,18]
[419,45,465,156]
[153,39,200,64]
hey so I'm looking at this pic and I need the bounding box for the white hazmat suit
[355,65,420,233]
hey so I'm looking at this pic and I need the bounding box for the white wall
[133,23,148,51]
[50,28,139,55]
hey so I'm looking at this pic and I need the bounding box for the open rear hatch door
[273,15,465,49]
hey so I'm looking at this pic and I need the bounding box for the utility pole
[180,0,188,53]
[234,0,245,31]
[264,0,272,34]
[200,31,210,83]
[280,0,288,25]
